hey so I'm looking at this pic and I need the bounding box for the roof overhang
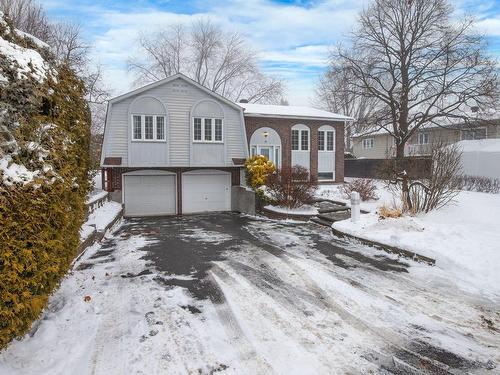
[242,113,354,122]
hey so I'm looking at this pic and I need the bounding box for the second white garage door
[123,174,176,217]
[182,171,231,214]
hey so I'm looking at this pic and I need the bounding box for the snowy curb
[261,206,317,221]
[331,226,436,266]
[77,205,123,257]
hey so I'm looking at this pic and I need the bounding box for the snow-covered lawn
[0,214,498,374]
[318,180,500,298]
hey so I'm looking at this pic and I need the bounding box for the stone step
[318,206,350,214]
[318,212,351,223]
[310,217,332,227]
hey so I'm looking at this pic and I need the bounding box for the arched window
[318,125,336,152]
[130,96,167,142]
[191,100,224,143]
[291,124,310,151]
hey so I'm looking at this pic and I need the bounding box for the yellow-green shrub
[0,15,91,349]
[244,155,276,189]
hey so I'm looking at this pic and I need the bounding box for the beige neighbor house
[352,120,500,159]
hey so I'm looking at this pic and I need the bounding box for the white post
[351,191,360,222]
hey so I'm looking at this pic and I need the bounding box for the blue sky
[39,0,500,105]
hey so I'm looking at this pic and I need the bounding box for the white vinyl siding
[102,78,247,167]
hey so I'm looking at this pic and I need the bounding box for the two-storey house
[100,73,351,217]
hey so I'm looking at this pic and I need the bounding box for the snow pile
[0,35,51,82]
[332,189,500,297]
[316,179,394,213]
[0,155,40,186]
[264,204,319,216]
[85,201,122,233]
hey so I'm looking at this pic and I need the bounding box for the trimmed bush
[340,179,379,201]
[266,166,317,208]
[244,155,275,189]
[0,14,91,349]
[454,175,499,194]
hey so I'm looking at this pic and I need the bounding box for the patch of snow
[86,191,107,205]
[0,156,40,186]
[14,29,49,49]
[179,228,233,245]
[0,35,50,82]
[332,190,500,297]
[79,224,95,242]
[85,201,122,232]
[316,179,392,213]
[264,204,318,216]
[239,102,353,121]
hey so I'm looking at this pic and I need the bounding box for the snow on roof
[455,139,500,153]
[353,117,499,138]
[238,103,354,121]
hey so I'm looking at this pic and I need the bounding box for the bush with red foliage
[340,179,379,201]
[266,166,318,208]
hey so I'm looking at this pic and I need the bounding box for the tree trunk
[395,141,412,211]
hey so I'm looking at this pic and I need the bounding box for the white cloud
[42,0,500,105]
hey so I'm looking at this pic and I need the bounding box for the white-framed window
[292,129,309,151]
[193,117,223,143]
[418,132,429,145]
[318,130,335,151]
[461,127,487,140]
[251,145,281,168]
[362,138,374,149]
[131,114,166,141]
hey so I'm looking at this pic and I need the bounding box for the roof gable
[108,73,243,112]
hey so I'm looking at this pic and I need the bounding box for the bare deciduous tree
[316,59,379,151]
[0,0,50,41]
[128,19,285,103]
[338,0,498,209]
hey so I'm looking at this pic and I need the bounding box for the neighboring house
[352,121,500,159]
[100,73,351,217]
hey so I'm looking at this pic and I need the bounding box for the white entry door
[123,174,176,217]
[182,171,231,214]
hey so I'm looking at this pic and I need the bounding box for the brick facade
[244,116,345,183]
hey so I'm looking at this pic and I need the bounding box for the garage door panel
[124,175,176,217]
[182,173,231,214]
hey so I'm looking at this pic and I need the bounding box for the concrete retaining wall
[231,186,256,215]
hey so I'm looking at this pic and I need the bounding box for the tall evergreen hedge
[0,14,91,349]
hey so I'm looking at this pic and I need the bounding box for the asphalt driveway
[1,214,498,375]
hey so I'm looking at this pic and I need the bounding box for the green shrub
[0,14,91,349]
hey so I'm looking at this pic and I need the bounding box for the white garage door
[123,174,176,217]
[182,171,231,214]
